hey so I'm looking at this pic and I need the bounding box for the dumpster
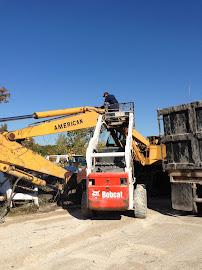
[158,101,202,213]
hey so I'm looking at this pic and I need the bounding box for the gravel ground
[0,199,202,270]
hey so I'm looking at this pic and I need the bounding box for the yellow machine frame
[0,105,165,188]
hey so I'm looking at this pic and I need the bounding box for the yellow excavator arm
[7,111,100,141]
[0,106,103,187]
[132,129,166,166]
[5,106,104,140]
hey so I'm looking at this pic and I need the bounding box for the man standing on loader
[103,91,118,106]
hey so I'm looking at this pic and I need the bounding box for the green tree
[39,144,58,156]
[21,138,41,153]
[55,134,69,154]
[0,123,8,132]
[66,129,93,155]
[0,87,10,132]
[21,138,59,156]
[55,129,93,155]
[0,87,10,103]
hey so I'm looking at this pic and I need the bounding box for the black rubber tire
[81,191,93,219]
[134,184,147,218]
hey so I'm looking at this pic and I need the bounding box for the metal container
[158,101,202,213]
[158,100,202,170]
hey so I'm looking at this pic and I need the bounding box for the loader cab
[93,147,126,173]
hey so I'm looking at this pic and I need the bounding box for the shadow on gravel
[63,205,123,220]
[61,202,135,220]
[147,197,195,217]
[61,196,196,221]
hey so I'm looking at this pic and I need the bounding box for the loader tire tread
[134,184,147,219]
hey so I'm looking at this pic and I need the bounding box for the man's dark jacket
[104,94,118,104]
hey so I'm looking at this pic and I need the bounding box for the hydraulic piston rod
[0,106,104,122]
[0,114,33,122]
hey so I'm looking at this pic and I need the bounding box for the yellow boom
[0,107,102,186]
[7,111,99,141]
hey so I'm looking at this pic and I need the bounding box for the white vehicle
[45,155,69,164]
[46,154,86,165]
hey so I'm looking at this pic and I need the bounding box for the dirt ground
[0,198,202,270]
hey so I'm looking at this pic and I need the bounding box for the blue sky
[0,0,201,144]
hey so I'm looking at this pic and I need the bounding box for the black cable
[0,177,22,223]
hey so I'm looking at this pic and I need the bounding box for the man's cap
[103,91,109,97]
